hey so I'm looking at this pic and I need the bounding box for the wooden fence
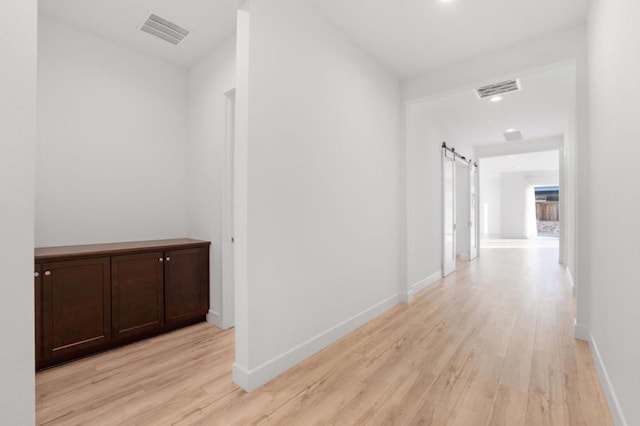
[536,201,559,221]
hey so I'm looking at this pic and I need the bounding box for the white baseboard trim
[232,362,250,391]
[402,270,442,303]
[574,320,590,342]
[232,292,402,392]
[207,309,234,330]
[206,310,224,329]
[577,325,628,426]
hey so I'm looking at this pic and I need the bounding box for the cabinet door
[35,264,43,366]
[164,247,209,326]
[42,257,111,359]
[112,252,164,340]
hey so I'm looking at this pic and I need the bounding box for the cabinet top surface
[35,238,210,261]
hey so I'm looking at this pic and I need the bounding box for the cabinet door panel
[35,264,43,365]
[42,257,111,359]
[112,252,164,340]
[165,247,209,325]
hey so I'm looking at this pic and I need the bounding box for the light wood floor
[36,246,613,425]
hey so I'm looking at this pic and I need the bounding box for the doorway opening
[535,185,560,238]
[478,150,561,250]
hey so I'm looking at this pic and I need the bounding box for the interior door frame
[221,88,236,329]
[469,163,480,260]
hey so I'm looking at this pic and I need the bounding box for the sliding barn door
[442,149,457,277]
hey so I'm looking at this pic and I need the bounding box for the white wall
[36,15,188,247]
[406,105,448,289]
[501,171,559,238]
[563,105,578,277]
[234,4,250,373]
[0,0,36,423]
[186,38,236,329]
[479,173,502,237]
[499,172,530,238]
[574,32,590,332]
[234,0,401,390]
[585,0,640,424]
[475,136,562,158]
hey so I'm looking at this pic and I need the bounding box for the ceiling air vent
[504,130,523,142]
[475,79,521,99]
[141,14,189,45]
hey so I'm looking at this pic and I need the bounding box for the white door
[442,149,457,276]
[469,165,479,260]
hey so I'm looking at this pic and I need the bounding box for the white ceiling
[38,0,237,68]
[480,150,559,174]
[416,64,575,148]
[306,0,589,79]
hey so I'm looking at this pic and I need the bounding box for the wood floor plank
[449,352,505,426]
[483,302,519,357]
[369,370,437,425]
[526,350,565,426]
[499,307,537,392]
[486,384,528,426]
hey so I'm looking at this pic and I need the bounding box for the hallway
[36,246,611,425]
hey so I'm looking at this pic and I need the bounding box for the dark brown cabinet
[112,251,165,341]
[42,257,111,361]
[35,239,210,369]
[34,264,43,367]
[165,248,209,326]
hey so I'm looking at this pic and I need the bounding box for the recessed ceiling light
[439,0,454,3]
[504,130,523,142]
[490,96,503,102]
[487,120,493,123]
[508,155,515,158]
